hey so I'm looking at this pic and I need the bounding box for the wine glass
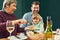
[6,20,15,40]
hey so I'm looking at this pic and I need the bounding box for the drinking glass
[6,20,15,40]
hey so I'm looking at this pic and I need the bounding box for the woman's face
[6,3,16,14]
[32,17,40,25]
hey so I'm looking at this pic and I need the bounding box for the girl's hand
[29,26,35,30]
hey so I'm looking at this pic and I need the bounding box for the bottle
[44,16,53,40]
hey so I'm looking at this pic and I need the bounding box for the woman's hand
[12,19,27,25]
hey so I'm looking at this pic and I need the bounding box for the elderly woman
[0,0,27,40]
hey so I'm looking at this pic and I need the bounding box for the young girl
[25,13,44,40]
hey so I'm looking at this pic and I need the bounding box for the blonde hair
[3,0,17,8]
[32,13,42,21]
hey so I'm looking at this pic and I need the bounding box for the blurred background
[0,0,60,31]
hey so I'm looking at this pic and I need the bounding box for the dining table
[0,31,60,40]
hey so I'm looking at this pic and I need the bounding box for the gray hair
[3,0,17,8]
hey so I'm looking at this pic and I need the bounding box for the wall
[0,0,60,30]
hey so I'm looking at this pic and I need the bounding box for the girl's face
[32,17,40,25]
